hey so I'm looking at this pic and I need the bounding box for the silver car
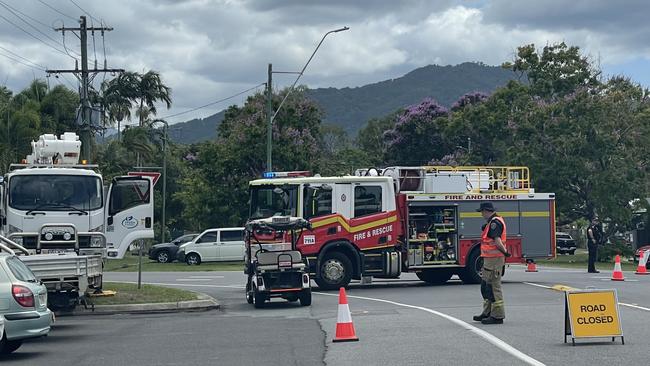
[0,253,52,354]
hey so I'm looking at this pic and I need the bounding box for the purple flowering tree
[383,98,452,165]
[451,91,489,112]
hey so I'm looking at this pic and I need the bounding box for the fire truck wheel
[459,249,482,284]
[416,269,452,285]
[316,252,353,290]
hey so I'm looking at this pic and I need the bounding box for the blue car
[0,253,52,354]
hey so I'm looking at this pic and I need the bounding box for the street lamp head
[333,26,350,33]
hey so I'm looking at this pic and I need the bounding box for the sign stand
[564,289,624,346]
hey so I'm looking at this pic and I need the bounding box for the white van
[177,228,245,265]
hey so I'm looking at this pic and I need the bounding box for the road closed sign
[564,289,624,345]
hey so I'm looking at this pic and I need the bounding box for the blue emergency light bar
[262,171,311,178]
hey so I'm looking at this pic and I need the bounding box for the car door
[193,231,219,261]
[218,229,245,261]
[105,176,154,259]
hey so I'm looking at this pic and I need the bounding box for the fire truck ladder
[422,166,531,193]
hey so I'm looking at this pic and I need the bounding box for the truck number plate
[42,249,73,255]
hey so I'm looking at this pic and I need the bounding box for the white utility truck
[0,133,154,309]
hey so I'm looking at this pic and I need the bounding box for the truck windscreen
[249,185,298,219]
[9,175,103,211]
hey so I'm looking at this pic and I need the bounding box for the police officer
[587,218,602,273]
[473,202,511,325]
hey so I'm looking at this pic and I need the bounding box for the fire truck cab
[247,167,556,290]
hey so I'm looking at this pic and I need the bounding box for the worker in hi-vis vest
[473,202,511,325]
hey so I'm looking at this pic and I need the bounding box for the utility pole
[47,16,124,163]
[266,63,272,172]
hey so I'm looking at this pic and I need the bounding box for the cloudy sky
[1,0,649,125]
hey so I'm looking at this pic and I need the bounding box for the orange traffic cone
[635,250,649,275]
[333,287,359,343]
[611,254,625,281]
[525,261,538,272]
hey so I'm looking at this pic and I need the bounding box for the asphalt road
[3,265,649,365]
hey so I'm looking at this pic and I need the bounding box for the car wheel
[569,250,576,255]
[156,250,171,263]
[315,251,353,291]
[186,253,201,265]
[0,334,22,355]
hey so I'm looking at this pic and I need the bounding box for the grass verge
[105,255,243,272]
[91,282,198,305]
[540,250,639,272]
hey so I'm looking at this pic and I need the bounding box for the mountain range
[166,62,517,144]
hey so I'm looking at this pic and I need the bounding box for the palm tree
[100,76,134,140]
[134,71,171,127]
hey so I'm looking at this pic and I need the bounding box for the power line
[160,83,266,119]
[0,12,74,59]
[0,50,46,71]
[0,1,51,29]
[59,73,78,90]
[0,45,46,69]
[69,0,101,24]
[0,0,76,60]
[37,0,77,21]
[60,26,81,60]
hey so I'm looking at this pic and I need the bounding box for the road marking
[114,281,244,289]
[522,282,552,290]
[188,275,225,279]
[175,278,214,281]
[523,282,650,312]
[619,303,650,312]
[599,278,638,282]
[314,292,545,366]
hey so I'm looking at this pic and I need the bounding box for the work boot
[473,314,489,322]
[481,317,504,325]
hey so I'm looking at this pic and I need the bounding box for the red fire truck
[247,166,556,290]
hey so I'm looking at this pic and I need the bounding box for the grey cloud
[1,0,649,123]
[482,0,650,31]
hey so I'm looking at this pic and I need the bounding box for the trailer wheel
[459,249,482,284]
[315,252,352,290]
[253,287,266,308]
[245,282,254,304]
[416,269,453,285]
[299,289,312,306]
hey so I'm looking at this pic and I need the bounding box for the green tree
[177,88,325,230]
[356,112,399,166]
[503,42,600,99]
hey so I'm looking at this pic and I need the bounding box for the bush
[597,241,634,262]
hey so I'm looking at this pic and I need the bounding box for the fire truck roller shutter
[315,240,361,290]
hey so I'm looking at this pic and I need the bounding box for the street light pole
[152,119,168,244]
[267,64,273,172]
[265,26,349,172]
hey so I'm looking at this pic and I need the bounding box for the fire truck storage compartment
[407,204,458,265]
